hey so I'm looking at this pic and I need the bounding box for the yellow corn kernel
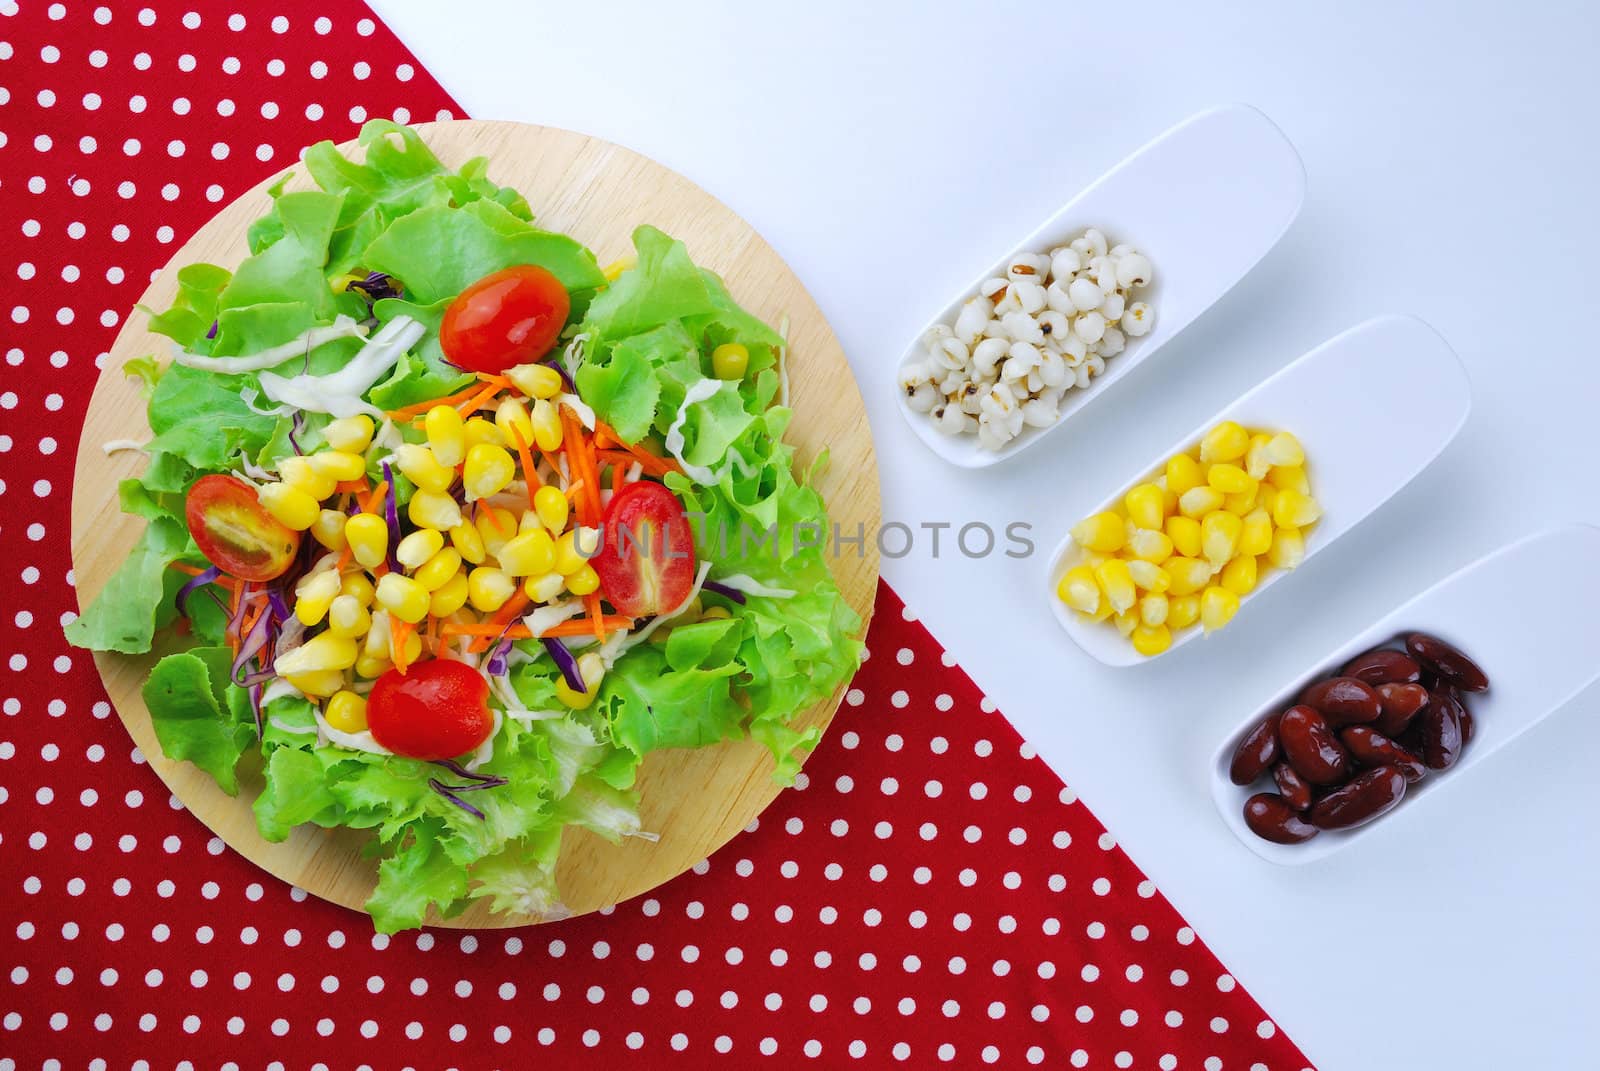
[284,670,346,698]
[518,509,542,534]
[1178,485,1224,519]
[463,417,505,450]
[565,563,601,596]
[408,489,464,532]
[1161,483,1179,516]
[429,571,471,617]
[475,506,518,558]
[1131,623,1172,657]
[1224,485,1259,515]
[1269,526,1306,570]
[1094,559,1137,614]
[523,571,566,603]
[601,253,636,282]
[1201,510,1242,567]
[1124,483,1166,530]
[310,508,349,551]
[530,398,564,451]
[506,362,564,400]
[555,651,605,709]
[467,566,517,612]
[1267,464,1310,495]
[278,456,338,500]
[294,569,342,626]
[1165,515,1202,559]
[423,404,467,467]
[414,548,462,592]
[309,449,367,483]
[1056,565,1101,615]
[276,632,359,676]
[1163,556,1214,597]
[393,628,423,667]
[1114,609,1140,637]
[363,610,392,658]
[1168,594,1201,631]
[1200,420,1249,464]
[323,415,375,455]
[1127,559,1170,593]
[344,513,390,569]
[1264,431,1305,467]
[354,653,392,680]
[375,573,430,624]
[1239,509,1274,557]
[259,483,320,531]
[395,528,445,571]
[1200,585,1241,633]
[1165,453,1204,496]
[463,443,516,502]
[534,484,569,534]
[1139,593,1170,627]
[712,342,750,381]
[554,527,598,576]
[448,521,486,565]
[393,443,456,494]
[494,397,534,449]
[1244,433,1274,480]
[324,690,369,733]
[1072,512,1126,554]
[1257,482,1279,518]
[1127,528,1174,564]
[340,572,376,607]
[497,528,556,577]
[1220,554,1259,596]
[1272,489,1322,529]
[1206,463,1257,496]
[326,594,372,639]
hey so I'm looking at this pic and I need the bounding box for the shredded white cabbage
[172,315,368,374]
[558,391,596,430]
[314,708,392,755]
[101,439,149,456]
[664,378,726,484]
[259,677,303,708]
[714,573,797,599]
[465,708,504,771]
[258,315,424,418]
[522,601,585,638]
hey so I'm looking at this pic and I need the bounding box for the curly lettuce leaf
[64,515,192,654]
[140,648,254,794]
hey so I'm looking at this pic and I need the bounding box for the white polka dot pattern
[0,2,1313,1067]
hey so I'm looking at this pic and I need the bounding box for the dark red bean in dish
[1243,793,1320,844]
[1374,682,1430,737]
[1341,648,1422,686]
[1298,677,1382,726]
[1458,705,1475,746]
[1272,761,1313,811]
[1278,705,1352,785]
[1405,632,1489,692]
[1309,766,1407,830]
[1339,725,1426,783]
[1229,715,1281,786]
[1422,688,1465,770]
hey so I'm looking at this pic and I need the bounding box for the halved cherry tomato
[592,480,696,618]
[439,264,571,374]
[184,474,301,582]
[367,660,494,761]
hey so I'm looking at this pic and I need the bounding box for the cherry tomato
[439,264,571,374]
[367,660,494,761]
[592,481,697,618]
[184,474,301,582]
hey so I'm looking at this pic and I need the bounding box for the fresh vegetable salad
[67,121,864,931]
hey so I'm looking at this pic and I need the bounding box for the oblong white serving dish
[895,103,1305,468]
[1209,525,1600,864]
[1045,314,1471,667]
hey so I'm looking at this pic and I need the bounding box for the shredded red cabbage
[380,460,402,572]
[231,603,276,687]
[543,636,585,693]
[247,681,265,739]
[701,579,748,604]
[287,411,306,455]
[347,271,401,304]
[485,638,513,676]
[427,779,486,820]
[430,758,507,785]
[548,358,577,394]
[174,565,222,617]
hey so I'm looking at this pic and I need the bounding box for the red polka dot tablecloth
[0,2,1315,1067]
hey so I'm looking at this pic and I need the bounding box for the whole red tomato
[439,264,571,374]
[367,660,494,760]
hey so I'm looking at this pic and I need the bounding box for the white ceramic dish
[1045,314,1471,666]
[895,103,1305,467]
[1209,525,1600,864]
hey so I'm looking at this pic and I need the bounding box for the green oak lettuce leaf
[138,647,254,793]
[64,514,193,654]
[367,296,474,411]
[254,739,341,841]
[366,822,471,933]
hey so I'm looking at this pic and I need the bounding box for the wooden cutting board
[69,120,880,927]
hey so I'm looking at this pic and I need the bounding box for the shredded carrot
[440,616,634,640]
[362,479,390,514]
[467,589,532,653]
[506,424,542,499]
[391,618,414,675]
[170,562,207,577]
[477,500,509,535]
[564,478,586,504]
[584,591,607,642]
[385,382,486,419]
[590,418,681,474]
[611,460,625,495]
[562,406,601,526]
[475,372,512,389]
[335,476,370,496]
[594,428,617,450]
[238,600,265,640]
[455,382,502,416]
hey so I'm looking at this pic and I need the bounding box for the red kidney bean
[1373,683,1430,737]
[1405,632,1489,692]
[1229,715,1281,786]
[1339,725,1426,783]
[1458,705,1476,746]
[1272,761,1313,811]
[1309,766,1407,829]
[1422,688,1465,769]
[1341,648,1422,686]
[1298,677,1382,726]
[1277,705,1352,785]
[1243,793,1320,843]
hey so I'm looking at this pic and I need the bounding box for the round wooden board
[70,120,880,928]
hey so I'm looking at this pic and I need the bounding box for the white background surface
[373,2,1600,1067]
